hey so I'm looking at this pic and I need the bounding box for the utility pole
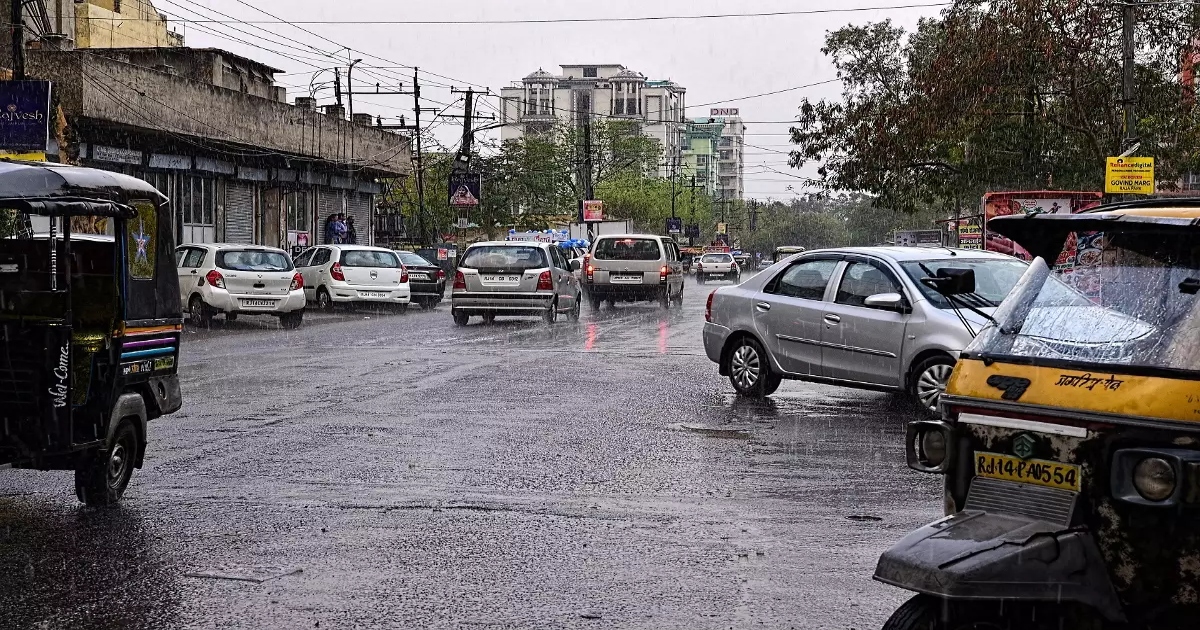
[333,68,342,107]
[1121,0,1138,151]
[10,0,23,80]
[582,118,595,242]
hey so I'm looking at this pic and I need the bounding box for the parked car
[582,234,684,310]
[176,243,306,328]
[293,245,411,312]
[395,250,446,309]
[702,247,1028,414]
[451,241,581,325]
[696,252,741,284]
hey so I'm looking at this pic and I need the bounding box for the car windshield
[341,250,400,268]
[900,258,1028,308]
[396,251,434,267]
[460,245,547,270]
[701,254,732,263]
[969,230,1200,370]
[216,250,292,272]
[594,238,661,261]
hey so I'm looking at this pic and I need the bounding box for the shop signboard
[449,172,481,207]
[0,81,51,153]
[1105,157,1154,195]
[895,229,943,248]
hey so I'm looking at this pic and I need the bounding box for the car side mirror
[571,260,582,272]
[864,292,904,311]
[925,268,976,296]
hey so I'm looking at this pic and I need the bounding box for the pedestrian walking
[346,216,358,244]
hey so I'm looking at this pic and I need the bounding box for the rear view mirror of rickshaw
[0,161,182,508]
[923,267,976,295]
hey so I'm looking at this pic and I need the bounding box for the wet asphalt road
[1,274,943,630]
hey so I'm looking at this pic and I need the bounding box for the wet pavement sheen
[1,276,942,629]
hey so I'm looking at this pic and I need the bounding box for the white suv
[176,243,306,328]
[294,245,411,311]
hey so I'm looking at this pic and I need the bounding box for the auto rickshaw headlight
[919,430,947,467]
[1133,457,1176,502]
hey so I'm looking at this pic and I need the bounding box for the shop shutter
[318,189,343,243]
[347,193,371,246]
[225,182,255,244]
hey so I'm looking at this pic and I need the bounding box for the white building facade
[500,64,687,178]
[712,109,746,201]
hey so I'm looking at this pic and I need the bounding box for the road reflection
[0,497,180,629]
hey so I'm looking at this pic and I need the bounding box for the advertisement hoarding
[981,191,1102,261]
[448,172,482,207]
[1105,157,1154,195]
[581,200,604,222]
[0,81,51,153]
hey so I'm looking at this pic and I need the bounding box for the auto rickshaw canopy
[0,160,166,213]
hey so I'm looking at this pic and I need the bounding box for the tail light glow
[537,270,553,291]
[330,262,346,281]
[399,265,409,283]
[290,273,303,291]
[204,270,225,289]
[436,269,446,280]
[453,270,466,290]
[705,290,716,322]
[660,265,669,283]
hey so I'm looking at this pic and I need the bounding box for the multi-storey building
[499,64,687,178]
[712,110,746,201]
[682,118,723,197]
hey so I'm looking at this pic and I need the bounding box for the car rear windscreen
[341,250,401,268]
[216,250,292,272]
[396,251,434,267]
[460,246,547,271]
[594,238,661,261]
[701,254,732,263]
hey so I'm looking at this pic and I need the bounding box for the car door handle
[755,302,771,312]
[824,314,841,324]
[190,270,198,274]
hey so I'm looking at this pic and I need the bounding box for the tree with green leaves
[792,1,1200,213]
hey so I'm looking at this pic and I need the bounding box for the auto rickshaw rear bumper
[874,510,1126,623]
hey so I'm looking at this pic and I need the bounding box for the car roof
[328,245,395,252]
[595,234,665,241]
[469,241,551,248]
[803,246,1017,263]
[183,243,288,254]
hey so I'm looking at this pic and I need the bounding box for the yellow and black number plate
[974,452,1081,492]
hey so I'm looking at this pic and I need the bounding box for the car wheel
[396,303,409,314]
[672,285,684,308]
[658,288,670,309]
[606,298,615,309]
[225,312,238,322]
[482,313,496,324]
[75,418,138,506]
[568,294,581,321]
[911,355,957,416]
[697,275,706,285]
[542,300,558,324]
[452,309,470,326]
[188,295,212,328]
[882,594,1060,630]
[317,287,334,312]
[280,310,303,329]
[589,295,602,311]
[726,336,776,398]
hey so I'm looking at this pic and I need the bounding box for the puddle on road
[676,424,753,440]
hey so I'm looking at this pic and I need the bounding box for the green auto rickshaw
[0,161,182,506]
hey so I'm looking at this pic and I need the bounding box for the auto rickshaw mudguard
[108,392,148,467]
[873,510,1126,623]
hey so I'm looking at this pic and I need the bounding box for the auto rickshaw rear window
[970,229,1200,370]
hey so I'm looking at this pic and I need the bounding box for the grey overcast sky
[176,0,943,200]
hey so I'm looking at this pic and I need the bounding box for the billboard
[981,191,1102,260]
[0,81,51,153]
[894,229,943,248]
[581,200,604,222]
[710,108,740,116]
[666,217,682,234]
[448,172,481,207]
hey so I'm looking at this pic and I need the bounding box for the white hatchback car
[294,245,411,312]
[176,243,306,328]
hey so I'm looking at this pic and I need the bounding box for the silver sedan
[702,247,1028,414]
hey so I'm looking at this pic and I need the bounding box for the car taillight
[204,270,225,289]
[400,265,409,283]
[705,290,715,322]
[537,270,553,291]
[290,273,303,291]
[660,265,669,283]
[330,262,346,281]
[696,262,703,269]
[436,269,446,280]
[453,270,466,289]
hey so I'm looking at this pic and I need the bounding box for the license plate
[409,273,429,280]
[975,452,1081,492]
[360,291,389,298]
[611,274,642,284]
[240,299,276,308]
[482,275,520,283]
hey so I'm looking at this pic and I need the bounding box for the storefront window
[285,190,311,232]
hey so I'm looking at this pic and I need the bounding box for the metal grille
[225,182,255,244]
[965,476,1077,527]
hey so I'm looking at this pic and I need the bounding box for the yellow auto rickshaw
[875,198,1200,629]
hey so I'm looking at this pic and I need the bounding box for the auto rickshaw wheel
[75,419,138,507]
[883,595,1065,630]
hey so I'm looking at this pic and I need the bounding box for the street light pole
[1121,0,1137,150]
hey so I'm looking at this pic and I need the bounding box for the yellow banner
[0,151,46,161]
[1105,156,1154,194]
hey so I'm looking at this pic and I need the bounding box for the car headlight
[919,430,948,468]
[1133,457,1176,501]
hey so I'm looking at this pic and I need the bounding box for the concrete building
[712,111,746,201]
[22,47,409,249]
[682,118,723,197]
[499,64,687,177]
[73,0,185,48]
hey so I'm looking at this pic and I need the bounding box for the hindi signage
[0,81,51,153]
